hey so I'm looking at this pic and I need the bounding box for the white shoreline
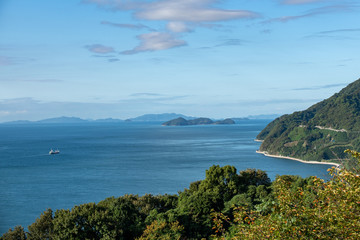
[256,150,340,167]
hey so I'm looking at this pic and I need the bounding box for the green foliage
[174,166,271,238]
[175,165,241,238]
[27,209,54,240]
[0,226,26,240]
[212,150,360,239]
[137,220,184,240]
[51,196,146,239]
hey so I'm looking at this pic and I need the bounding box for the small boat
[49,149,60,155]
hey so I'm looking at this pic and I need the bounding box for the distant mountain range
[2,117,123,124]
[257,78,360,164]
[2,113,275,124]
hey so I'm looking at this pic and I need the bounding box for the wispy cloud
[24,79,63,83]
[317,28,360,34]
[85,44,115,54]
[240,98,322,105]
[128,93,189,102]
[315,28,360,35]
[0,78,63,83]
[92,54,117,58]
[108,58,119,62]
[263,4,358,24]
[101,21,155,31]
[0,56,14,66]
[293,83,347,91]
[0,110,27,117]
[91,54,119,62]
[215,39,247,47]
[282,0,324,5]
[0,55,35,66]
[130,93,164,97]
[307,28,360,39]
[121,32,187,54]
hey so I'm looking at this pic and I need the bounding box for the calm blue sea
[0,120,332,234]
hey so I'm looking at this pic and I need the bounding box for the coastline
[256,150,340,167]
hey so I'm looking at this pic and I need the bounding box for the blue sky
[0,0,359,121]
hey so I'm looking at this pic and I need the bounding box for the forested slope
[257,78,360,163]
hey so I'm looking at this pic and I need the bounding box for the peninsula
[257,78,360,165]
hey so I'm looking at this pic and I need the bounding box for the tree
[52,197,144,240]
[0,226,26,240]
[176,165,241,238]
[137,220,184,240]
[27,209,54,240]
[238,169,271,190]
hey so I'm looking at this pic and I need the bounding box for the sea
[0,120,333,234]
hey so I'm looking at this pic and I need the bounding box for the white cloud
[167,22,192,33]
[85,44,115,54]
[85,0,258,22]
[135,0,258,22]
[84,0,259,54]
[121,32,187,54]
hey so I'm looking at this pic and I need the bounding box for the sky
[0,0,359,122]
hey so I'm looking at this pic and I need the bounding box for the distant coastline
[256,150,340,167]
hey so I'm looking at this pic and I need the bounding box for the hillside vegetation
[257,78,360,164]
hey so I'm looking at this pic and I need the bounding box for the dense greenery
[2,151,360,239]
[212,150,360,239]
[257,78,360,163]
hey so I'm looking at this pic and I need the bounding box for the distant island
[125,113,195,122]
[257,78,360,164]
[162,117,235,126]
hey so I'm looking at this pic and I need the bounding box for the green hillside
[257,78,360,164]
